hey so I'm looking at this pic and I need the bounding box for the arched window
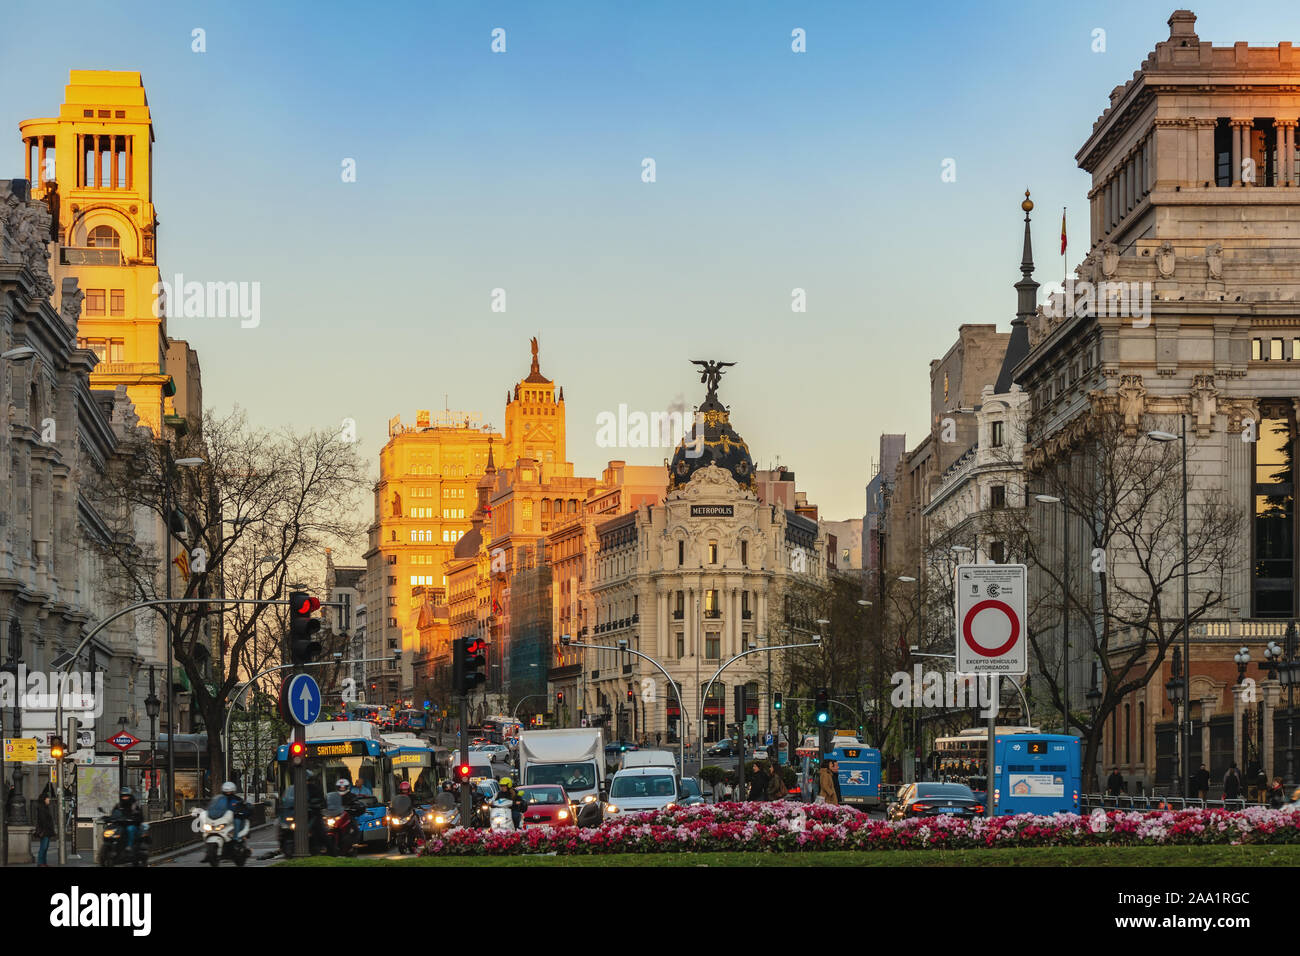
[87,225,120,248]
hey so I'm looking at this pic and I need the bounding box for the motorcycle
[191,799,250,867]
[323,792,361,857]
[423,792,459,835]
[98,808,150,867]
[278,803,328,857]
[385,793,422,854]
[488,796,516,833]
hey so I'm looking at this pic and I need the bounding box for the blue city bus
[397,708,427,731]
[991,733,1081,816]
[383,737,440,803]
[276,721,391,847]
[827,744,882,809]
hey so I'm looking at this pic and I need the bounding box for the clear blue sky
[3,1,1296,526]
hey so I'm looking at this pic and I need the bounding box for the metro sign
[107,731,141,752]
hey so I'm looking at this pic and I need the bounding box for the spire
[486,436,496,473]
[995,190,1037,393]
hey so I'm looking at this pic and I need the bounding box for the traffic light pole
[292,721,308,857]
[459,693,471,825]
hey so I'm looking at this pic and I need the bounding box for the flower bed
[417,802,1300,856]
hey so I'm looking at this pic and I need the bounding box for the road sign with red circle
[955,564,1027,675]
[107,731,141,752]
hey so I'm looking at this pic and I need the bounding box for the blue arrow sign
[286,673,322,726]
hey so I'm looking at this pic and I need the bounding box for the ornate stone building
[586,365,827,746]
[1015,10,1300,793]
[1,178,162,826]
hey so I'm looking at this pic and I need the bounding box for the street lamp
[1034,493,1072,736]
[1278,623,1297,790]
[1146,420,1191,802]
[161,453,204,814]
[144,668,160,814]
[1165,649,1185,796]
[1233,647,1251,685]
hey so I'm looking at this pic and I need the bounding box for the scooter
[191,801,250,867]
[98,808,150,867]
[323,796,361,857]
[278,803,328,857]
[488,796,516,833]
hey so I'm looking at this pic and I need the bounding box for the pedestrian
[1192,763,1210,801]
[747,763,767,802]
[765,762,786,802]
[655,731,661,747]
[1222,762,1242,802]
[1266,776,1287,809]
[818,758,840,805]
[1247,761,1265,802]
[1106,767,1125,796]
[34,793,55,866]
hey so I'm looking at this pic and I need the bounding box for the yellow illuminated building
[363,412,503,703]
[20,70,177,435]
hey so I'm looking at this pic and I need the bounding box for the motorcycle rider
[388,779,422,845]
[212,781,252,844]
[497,776,526,829]
[113,787,144,857]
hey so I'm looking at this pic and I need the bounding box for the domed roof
[667,361,755,494]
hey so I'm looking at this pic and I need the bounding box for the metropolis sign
[690,505,734,517]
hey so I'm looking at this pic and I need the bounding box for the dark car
[604,741,638,756]
[706,738,739,758]
[679,776,708,806]
[887,782,984,821]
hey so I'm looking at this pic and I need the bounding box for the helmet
[398,781,411,794]
[221,781,237,795]
[499,777,513,788]
[119,787,133,798]
[336,779,351,791]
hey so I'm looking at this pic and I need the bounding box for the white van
[603,765,680,820]
[620,749,677,772]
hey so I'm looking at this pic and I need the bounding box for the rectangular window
[1253,339,1263,361]
[1272,338,1284,361]
[740,540,748,566]
[708,540,718,564]
[1139,702,1145,762]
[1124,703,1132,763]
[990,485,1007,509]
[1293,339,1300,361]
[676,634,685,658]
[109,290,125,315]
[89,341,106,362]
[1252,406,1295,617]
[705,635,720,660]
[705,589,720,617]
[678,541,684,566]
[990,541,1005,563]
[85,289,106,315]
[991,421,1004,448]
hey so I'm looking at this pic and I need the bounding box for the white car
[478,744,510,763]
[604,766,680,820]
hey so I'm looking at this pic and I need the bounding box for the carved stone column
[1232,682,1248,769]
[1276,120,1296,186]
[1232,120,1252,185]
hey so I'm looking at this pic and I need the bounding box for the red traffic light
[294,595,321,615]
[289,740,306,765]
[556,691,564,704]
[627,688,634,702]
[456,764,471,779]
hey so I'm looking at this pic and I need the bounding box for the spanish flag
[1061,207,1067,255]
[172,551,191,583]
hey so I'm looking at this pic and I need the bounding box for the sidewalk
[6,823,275,867]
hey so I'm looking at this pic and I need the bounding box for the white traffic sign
[955,564,1027,676]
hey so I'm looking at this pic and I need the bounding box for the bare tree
[90,408,368,786]
[982,412,1242,790]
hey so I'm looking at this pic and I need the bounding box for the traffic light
[773,692,783,711]
[814,688,830,725]
[289,740,306,766]
[627,687,634,703]
[423,699,431,711]
[456,763,471,782]
[289,591,322,667]
[556,690,564,705]
[50,737,65,761]
[454,636,486,694]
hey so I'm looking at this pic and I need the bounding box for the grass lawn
[276,844,1300,867]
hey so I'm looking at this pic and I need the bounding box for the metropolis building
[586,365,827,746]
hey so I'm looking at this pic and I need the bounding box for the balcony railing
[742,610,753,620]
[672,610,683,620]
[92,362,162,375]
[704,609,722,619]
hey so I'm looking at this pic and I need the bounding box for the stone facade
[1016,10,1300,793]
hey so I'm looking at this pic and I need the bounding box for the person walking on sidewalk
[34,793,55,866]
